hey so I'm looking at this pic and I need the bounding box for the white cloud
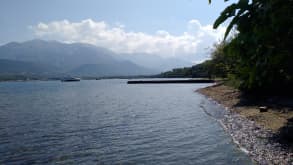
[31,19,226,60]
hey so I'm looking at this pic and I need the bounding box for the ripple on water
[0,80,252,164]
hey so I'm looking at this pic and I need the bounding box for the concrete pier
[127,79,215,84]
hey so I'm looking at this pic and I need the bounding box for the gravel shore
[221,108,292,164]
[198,84,293,165]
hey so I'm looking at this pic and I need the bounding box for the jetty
[127,79,215,84]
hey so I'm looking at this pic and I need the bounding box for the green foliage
[210,0,293,94]
[209,41,232,78]
[159,67,193,78]
[158,61,215,78]
[192,60,213,78]
[213,0,250,39]
[158,58,227,79]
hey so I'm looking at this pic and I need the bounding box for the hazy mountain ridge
[116,53,192,72]
[0,40,157,77]
[0,59,58,75]
[70,61,152,77]
[0,40,119,71]
[0,40,193,77]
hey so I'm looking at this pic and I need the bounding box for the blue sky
[0,0,234,62]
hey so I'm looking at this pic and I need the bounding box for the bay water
[0,79,252,164]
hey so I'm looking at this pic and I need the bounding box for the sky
[0,0,234,63]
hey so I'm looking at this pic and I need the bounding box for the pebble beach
[198,84,293,165]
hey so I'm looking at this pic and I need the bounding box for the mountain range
[0,40,192,77]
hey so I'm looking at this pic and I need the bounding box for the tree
[209,0,293,94]
[209,41,232,78]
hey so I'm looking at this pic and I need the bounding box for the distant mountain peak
[0,39,157,77]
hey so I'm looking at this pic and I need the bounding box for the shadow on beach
[235,92,293,151]
[271,117,293,151]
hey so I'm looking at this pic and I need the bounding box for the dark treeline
[158,67,193,78]
[162,0,293,95]
[157,42,230,79]
[210,0,293,95]
[157,60,215,78]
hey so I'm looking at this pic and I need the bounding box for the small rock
[259,106,268,112]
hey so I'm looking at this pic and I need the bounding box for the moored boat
[61,77,81,82]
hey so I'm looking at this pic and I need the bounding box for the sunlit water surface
[0,79,252,164]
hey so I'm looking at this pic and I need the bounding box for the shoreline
[198,84,293,165]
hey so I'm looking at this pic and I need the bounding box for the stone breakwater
[218,106,292,165]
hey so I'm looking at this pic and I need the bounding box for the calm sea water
[0,79,252,164]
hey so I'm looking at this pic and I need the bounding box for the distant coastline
[0,75,157,82]
[198,84,293,164]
